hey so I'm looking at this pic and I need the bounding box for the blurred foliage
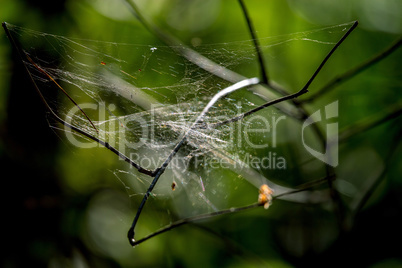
[1,0,401,267]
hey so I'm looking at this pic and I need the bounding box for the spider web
[6,22,355,237]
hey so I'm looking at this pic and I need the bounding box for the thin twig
[130,174,332,246]
[300,37,402,103]
[339,105,402,142]
[350,126,402,223]
[130,202,261,246]
[237,0,269,84]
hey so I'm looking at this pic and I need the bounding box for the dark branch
[301,36,402,103]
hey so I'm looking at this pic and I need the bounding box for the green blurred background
[1,0,401,267]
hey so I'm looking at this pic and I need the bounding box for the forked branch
[130,175,332,246]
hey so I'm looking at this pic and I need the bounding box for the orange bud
[258,184,273,209]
